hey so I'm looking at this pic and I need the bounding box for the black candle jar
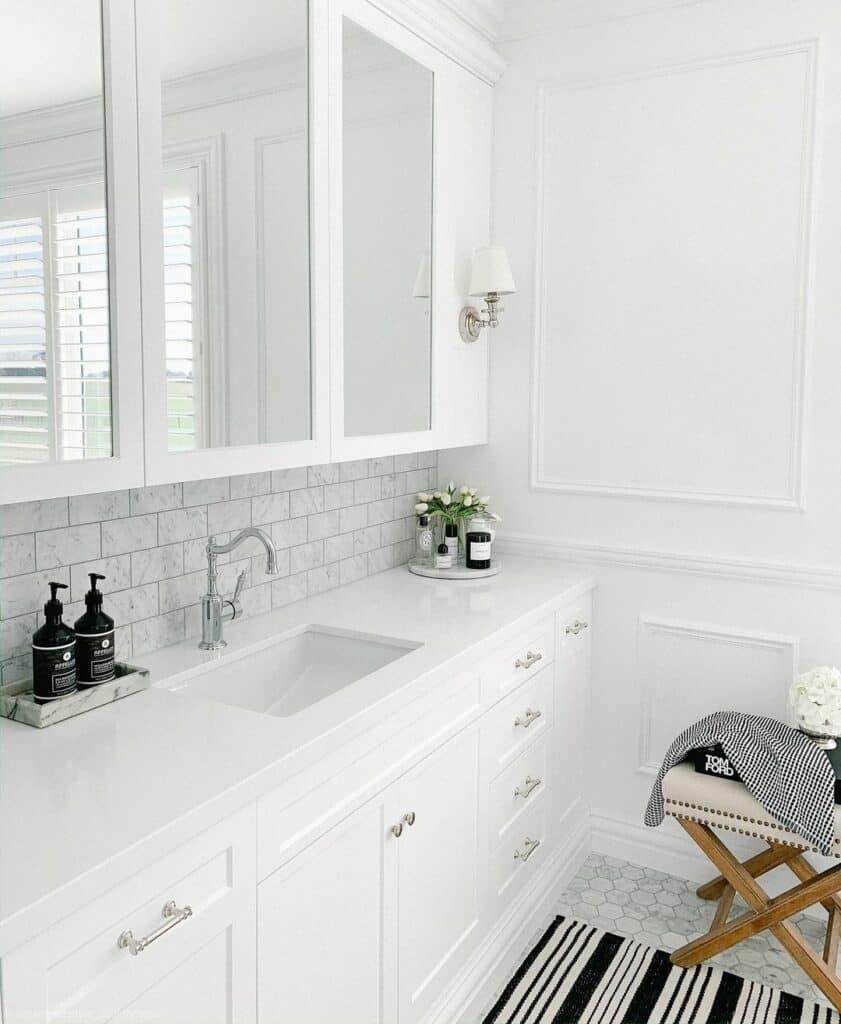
[465,530,492,570]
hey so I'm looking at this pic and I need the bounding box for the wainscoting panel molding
[496,534,841,592]
[530,40,817,509]
[636,617,799,774]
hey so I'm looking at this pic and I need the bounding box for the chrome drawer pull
[565,619,589,636]
[391,821,404,838]
[402,811,416,826]
[514,650,543,670]
[514,837,540,863]
[118,900,192,956]
[514,775,542,800]
[514,707,542,729]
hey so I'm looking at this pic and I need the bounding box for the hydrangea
[790,666,841,735]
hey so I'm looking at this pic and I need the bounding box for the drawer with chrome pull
[558,595,592,654]
[482,663,553,773]
[1,806,256,1023]
[480,616,555,702]
[493,800,548,899]
[489,733,549,842]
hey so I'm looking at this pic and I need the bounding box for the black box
[691,744,743,783]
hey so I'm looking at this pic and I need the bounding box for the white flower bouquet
[413,481,500,529]
[789,666,841,748]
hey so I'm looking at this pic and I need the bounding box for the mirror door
[0,0,143,502]
[137,0,329,484]
[330,0,438,461]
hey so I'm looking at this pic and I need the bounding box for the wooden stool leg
[826,906,841,968]
[672,819,841,1012]
[711,884,735,929]
[697,844,799,901]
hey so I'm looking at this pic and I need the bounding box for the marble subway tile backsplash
[0,452,437,685]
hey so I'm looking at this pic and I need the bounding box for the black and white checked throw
[644,711,836,856]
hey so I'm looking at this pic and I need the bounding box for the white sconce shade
[468,245,516,297]
[412,251,431,298]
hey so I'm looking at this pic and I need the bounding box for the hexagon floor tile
[554,853,832,1007]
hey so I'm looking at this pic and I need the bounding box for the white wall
[441,0,841,875]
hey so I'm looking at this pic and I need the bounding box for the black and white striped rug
[483,917,840,1024]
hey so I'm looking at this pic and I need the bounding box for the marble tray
[407,558,501,580]
[0,662,150,728]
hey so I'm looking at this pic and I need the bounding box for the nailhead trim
[664,798,841,857]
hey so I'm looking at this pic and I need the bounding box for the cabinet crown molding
[368,0,507,83]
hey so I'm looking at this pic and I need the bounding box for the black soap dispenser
[32,582,77,703]
[74,573,115,686]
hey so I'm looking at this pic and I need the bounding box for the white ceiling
[0,0,307,118]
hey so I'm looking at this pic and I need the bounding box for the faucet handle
[232,569,248,604]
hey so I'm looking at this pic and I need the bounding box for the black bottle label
[76,630,116,685]
[32,642,77,701]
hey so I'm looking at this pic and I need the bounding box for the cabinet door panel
[109,933,231,1024]
[395,728,481,1024]
[258,801,390,1024]
[1,808,256,1024]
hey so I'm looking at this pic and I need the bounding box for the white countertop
[0,557,592,954]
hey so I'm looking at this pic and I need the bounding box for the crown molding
[367,0,507,83]
[496,533,841,592]
[499,0,713,42]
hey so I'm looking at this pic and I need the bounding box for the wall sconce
[459,245,516,343]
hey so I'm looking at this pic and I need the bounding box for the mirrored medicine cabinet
[1,0,491,502]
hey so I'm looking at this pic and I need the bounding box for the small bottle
[32,582,77,703]
[415,514,434,565]
[434,542,453,570]
[465,529,492,570]
[74,573,115,686]
[443,523,458,562]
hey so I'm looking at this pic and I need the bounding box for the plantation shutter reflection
[0,202,51,463]
[54,181,112,460]
[164,165,203,452]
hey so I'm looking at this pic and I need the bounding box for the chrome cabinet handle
[514,707,542,729]
[514,650,543,670]
[514,837,541,863]
[118,900,192,956]
[565,619,589,636]
[402,811,416,826]
[514,775,542,800]
[390,821,404,838]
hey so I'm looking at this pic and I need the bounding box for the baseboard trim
[496,534,841,592]
[427,802,590,1024]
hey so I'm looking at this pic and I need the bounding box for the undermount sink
[165,625,420,717]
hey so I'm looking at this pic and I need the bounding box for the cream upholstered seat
[662,762,841,857]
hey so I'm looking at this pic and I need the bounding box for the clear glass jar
[415,515,434,565]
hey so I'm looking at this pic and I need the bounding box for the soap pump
[32,582,77,703]
[74,573,115,686]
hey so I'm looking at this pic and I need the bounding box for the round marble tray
[407,559,501,580]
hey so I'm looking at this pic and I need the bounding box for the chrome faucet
[199,528,280,650]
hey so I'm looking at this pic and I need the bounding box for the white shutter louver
[0,211,50,464]
[163,194,198,451]
[54,198,113,460]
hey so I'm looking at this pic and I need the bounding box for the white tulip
[469,487,477,496]
[417,492,431,502]
[463,495,473,507]
[448,481,455,492]
[433,491,442,499]
[441,493,451,506]
[460,486,470,496]
[414,502,428,514]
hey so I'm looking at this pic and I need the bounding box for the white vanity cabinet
[257,725,482,1024]
[0,575,594,1024]
[1,808,257,1024]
